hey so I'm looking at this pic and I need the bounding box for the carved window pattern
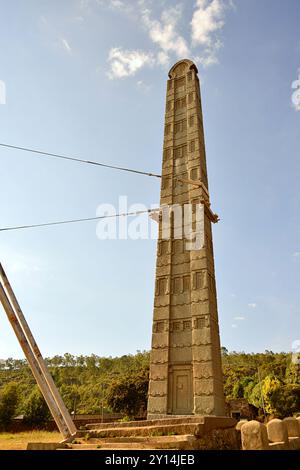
[153,321,165,333]
[183,275,190,292]
[196,317,206,329]
[194,271,205,289]
[175,97,186,111]
[183,320,191,330]
[188,92,194,104]
[190,167,198,180]
[173,321,181,331]
[174,119,187,134]
[189,140,195,152]
[172,277,182,294]
[157,277,167,295]
[174,144,187,159]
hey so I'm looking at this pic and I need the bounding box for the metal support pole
[0,263,76,440]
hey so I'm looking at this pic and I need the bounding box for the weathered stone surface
[267,418,289,444]
[241,421,269,450]
[236,420,248,431]
[27,442,65,450]
[288,437,300,450]
[283,417,300,437]
[195,428,239,450]
[147,59,225,417]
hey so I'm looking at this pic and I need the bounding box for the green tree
[261,375,282,414]
[0,382,19,427]
[23,387,51,425]
[269,384,300,418]
[106,367,149,418]
[231,376,254,399]
[60,384,81,413]
[248,383,264,409]
[244,380,256,401]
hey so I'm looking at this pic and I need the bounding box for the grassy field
[0,431,61,450]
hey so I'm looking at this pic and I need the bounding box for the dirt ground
[0,431,61,450]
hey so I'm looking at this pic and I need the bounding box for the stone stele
[147,59,225,419]
[267,418,289,444]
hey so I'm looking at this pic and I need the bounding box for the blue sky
[0,0,299,359]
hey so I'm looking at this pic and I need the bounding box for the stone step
[88,435,196,444]
[79,423,203,438]
[85,416,204,430]
[66,435,196,451]
[85,415,234,431]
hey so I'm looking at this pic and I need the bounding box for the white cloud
[248,303,257,309]
[291,70,300,112]
[104,0,233,78]
[231,324,237,328]
[293,251,300,258]
[194,38,222,68]
[234,316,245,321]
[141,4,190,63]
[191,0,225,46]
[191,0,230,67]
[107,47,154,79]
[60,37,72,54]
[157,51,169,67]
[0,80,6,104]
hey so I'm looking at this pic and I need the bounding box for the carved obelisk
[147,59,225,418]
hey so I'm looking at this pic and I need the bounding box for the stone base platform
[27,416,239,450]
[75,416,239,450]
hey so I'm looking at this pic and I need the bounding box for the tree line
[0,349,299,428]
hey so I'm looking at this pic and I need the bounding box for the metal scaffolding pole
[0,263,77,440]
